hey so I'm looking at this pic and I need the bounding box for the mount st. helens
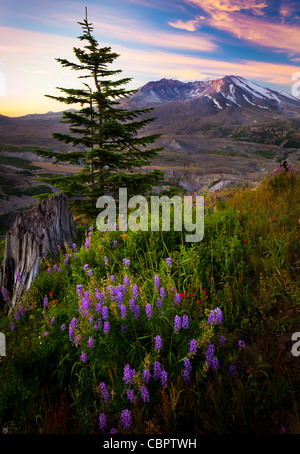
[122,75,300,141]
[124,75,300,112]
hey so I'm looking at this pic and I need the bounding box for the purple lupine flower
[174,293,181,305]
[123,275,130,287]
[19,306,25,316]
[61,324,66,331]
[207,307,223,326]
[109,428,118,434]
[238,340,245,349]
[123,259,130,267]
[189,339,198,355]
[53,264,58,271]
[174,315,181,333]
[95,301,102,315]
[102,306,109,320]
[205,342,215,360]
[153,361,162,381]
[112,240,117,248]
[81,292,91,315]
[88,269,93,277]
[160,369,168,387]
[210,356,219,371]
[50,317,55,325]
[76,285,83,297]
[159,287,166,299]
[15,272,22,284]
[132,284,139,301]
[141,385,150,403]
[123,364,136,385]
[68,317,78,341]
[47,268,52,274]
[80,352,88,363]
[84,239,90,249]
[153,274,160,290]
[219,335,226,346]
[166,258,172,268]
[182,314,189,329]
[154,335,162,351]
[109,275,115,282]
[103,321,110,334]
[75,335,83,346]
[120,409,132,429]
[95,288,105,301]
[93,318,102,331]
[229,364,237,377]
[103,256,109,266]
[205,343,219,371]
[1,288,8,302]
[143,368,151,384]
[98,413,107,431]
[156,297,162,309]
[183,357,192,382]
[126,389,136,404]
[145,303,153,320]
[72,243,77,250]
[130,303,140,321]
[10,322,15,331]
[87,337,94,348]
[120,325,128,334]
[14,312,20,321]
[99,382,110,402]
[120,304,127,320]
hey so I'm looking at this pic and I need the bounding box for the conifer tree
[35,9,164,215]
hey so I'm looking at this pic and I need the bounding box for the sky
[1,0,300,116]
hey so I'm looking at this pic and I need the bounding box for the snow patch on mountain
[242,94,256,106]
[205,95,222,109]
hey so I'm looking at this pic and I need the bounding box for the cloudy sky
[1,0,300,116]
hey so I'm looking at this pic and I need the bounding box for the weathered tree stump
[0,193,77,312]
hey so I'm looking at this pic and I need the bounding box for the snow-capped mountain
[125,75,300,112]
[121,75,300,146]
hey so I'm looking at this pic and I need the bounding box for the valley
[1,75,300,238]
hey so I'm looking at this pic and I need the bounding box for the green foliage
[0,156,42,170]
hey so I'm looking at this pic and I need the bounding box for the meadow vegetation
[0,164,299,434]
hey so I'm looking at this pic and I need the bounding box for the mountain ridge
[125,75,300,112]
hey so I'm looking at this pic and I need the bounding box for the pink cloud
[168,16,205,31]
[91,17,218,52]
[173,0,300,56]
